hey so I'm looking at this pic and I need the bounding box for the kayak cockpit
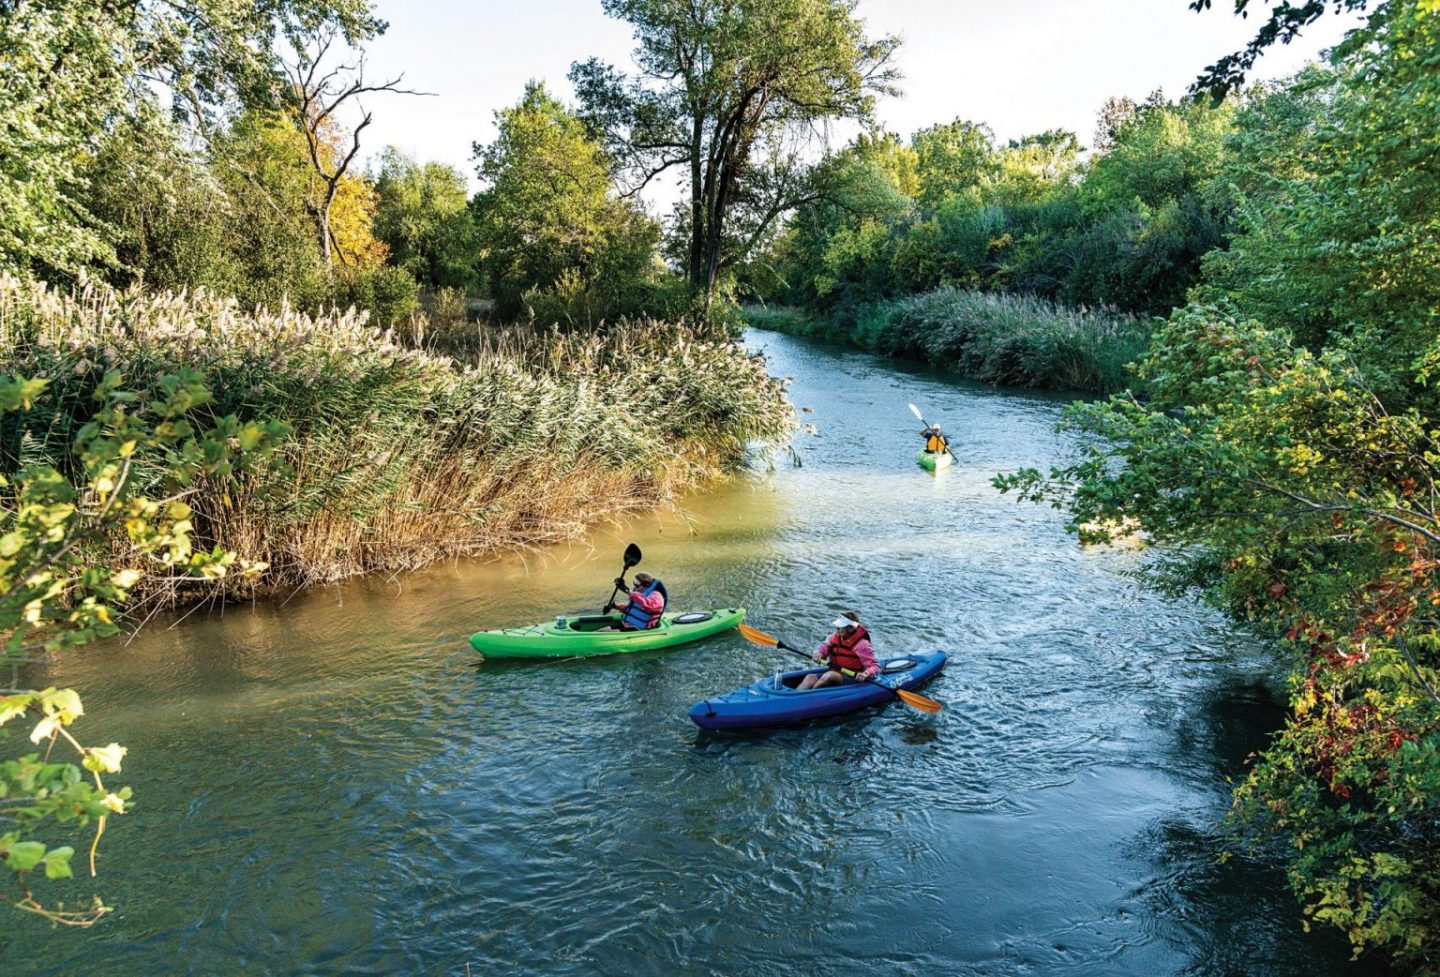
[561,615,627,633]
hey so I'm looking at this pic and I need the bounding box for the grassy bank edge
[745,289,1153,395]
[0,273,796,610]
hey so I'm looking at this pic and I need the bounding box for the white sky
[357,0,1364,203]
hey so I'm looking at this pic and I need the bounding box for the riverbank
[746,289,1152,395]
[0,273,793,605]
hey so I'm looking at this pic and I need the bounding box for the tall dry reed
[0,273,794,602]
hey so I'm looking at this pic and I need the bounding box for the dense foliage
[759,92,1233,324]
[373,149,480,293]
[471,83,676,325]
[997,1,1440,966]
[572,0,899,315]
[0,0,379,279]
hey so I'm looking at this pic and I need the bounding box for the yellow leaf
[29,715,60,743]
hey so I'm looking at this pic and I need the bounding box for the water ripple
[11,331,1393,977]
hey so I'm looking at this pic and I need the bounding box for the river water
[10,330,1394,977]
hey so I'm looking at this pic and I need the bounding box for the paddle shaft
[603,544,643,613]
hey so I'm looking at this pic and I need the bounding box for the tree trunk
[318,192,335,269]
[687,118,705,294]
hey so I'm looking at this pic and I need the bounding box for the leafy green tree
[471,82,662,323]
[996,301,1440,968]
[195,106,410,318]
[764,135,916,309]
[84,109,247,297]
[850,131,921,199]
[210,109,336,310]
[0,0,380,278]
[1200,2,1440,395]
[1,368,286,925]
[991,130,1083,205]
[993,7,1440,964]
[1055,96,1233,314]
[570,0,899,317]
[911,119,996,208]
[373,149,480,291]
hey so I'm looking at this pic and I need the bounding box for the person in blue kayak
[798,611,880,689]
[920,423,949,457]
[611,572,667,631]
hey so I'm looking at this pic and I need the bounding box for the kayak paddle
[909,402,958,463]
[603,542,643,613]
[737,623,943,714]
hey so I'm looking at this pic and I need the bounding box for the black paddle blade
[623,543,642,568]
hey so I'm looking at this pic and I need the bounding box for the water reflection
[1133,671,1399,977]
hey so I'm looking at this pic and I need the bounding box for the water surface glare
[12,330,1393,976]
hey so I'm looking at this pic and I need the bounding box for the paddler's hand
[613,576,627,590]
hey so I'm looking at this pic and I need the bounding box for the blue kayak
[689,651,947,730]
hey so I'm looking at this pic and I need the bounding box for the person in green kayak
[610,572,668,631]
[798,611,879,689]
[920,423,949,458]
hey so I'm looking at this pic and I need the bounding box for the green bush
[330,265,420,329]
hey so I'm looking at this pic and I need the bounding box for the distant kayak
[917,449,953,471]
[689,651,947,730]
[470,608,745,659]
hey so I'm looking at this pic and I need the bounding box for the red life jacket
[825,626,871,672]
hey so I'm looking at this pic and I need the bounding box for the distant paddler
[910,402,957,468]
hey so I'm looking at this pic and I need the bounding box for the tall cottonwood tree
[569,0,899,317]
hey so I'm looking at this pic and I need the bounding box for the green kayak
[917,449,954,471]
[470,607,746,659]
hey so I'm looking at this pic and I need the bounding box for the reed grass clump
[749,290,1151,394]
[0,273,793,601]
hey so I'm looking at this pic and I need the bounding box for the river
[10,330,1393,977]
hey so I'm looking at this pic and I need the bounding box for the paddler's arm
[813,635,833,664]
[853,639,880,681]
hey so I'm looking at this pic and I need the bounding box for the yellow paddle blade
[894,687,943,714]
[737,622,780,648]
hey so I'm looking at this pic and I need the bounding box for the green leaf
[41,846,74,880]
[5,841,46,872]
